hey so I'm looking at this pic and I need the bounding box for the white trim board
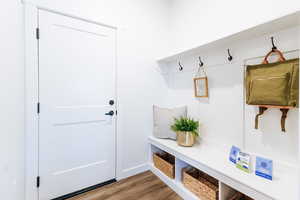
[24,3,121,200]
[24,3,39,200]
[21,0,118,29]
[117,163,150,181]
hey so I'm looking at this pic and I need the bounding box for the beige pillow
[153,105,187,140]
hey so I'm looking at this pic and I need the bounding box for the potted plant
[171,117,199,147]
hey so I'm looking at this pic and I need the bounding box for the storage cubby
[220,183,254,200]
[219,182,237,200]
[182,167,219,200]
[153,152,175,179]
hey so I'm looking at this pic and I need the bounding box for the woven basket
[228,192,254,200]
[182,167,219,200]
[153,153,175,179]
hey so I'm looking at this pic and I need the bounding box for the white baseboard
[117,163,150,180]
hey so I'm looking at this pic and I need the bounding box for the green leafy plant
[171,117,199,136]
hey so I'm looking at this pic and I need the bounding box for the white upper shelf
[157,11,300,63]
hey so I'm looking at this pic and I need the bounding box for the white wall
[0,1,24,199]
[2,0,171,199]
[162,26,299,166]
[168,0,300,54]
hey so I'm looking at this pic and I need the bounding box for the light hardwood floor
[68,171,182,200]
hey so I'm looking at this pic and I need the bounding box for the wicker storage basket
[228,192,254,200]
[153,153,175,179]
[182,167,219,200]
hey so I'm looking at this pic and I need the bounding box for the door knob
[105,110,114,116]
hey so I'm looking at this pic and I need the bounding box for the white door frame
[23,2,120,200]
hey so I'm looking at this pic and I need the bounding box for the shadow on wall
[165,61,242,90]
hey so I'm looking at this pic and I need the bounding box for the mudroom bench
[148,136,298,200]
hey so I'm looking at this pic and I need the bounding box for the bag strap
[280,108,289,132]
[262,49,286,64]
[255,107,268,129]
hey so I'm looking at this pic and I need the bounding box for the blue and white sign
[229,146,240,164]
[255,156,273,181]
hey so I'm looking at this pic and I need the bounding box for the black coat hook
[227,49,233,61]
[198,57,204,67]
[178,61,183,71]
[271,36,277,51]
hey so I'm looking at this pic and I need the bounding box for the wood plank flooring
[68,171,182,200]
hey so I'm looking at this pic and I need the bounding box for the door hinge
[36,176,40,188]
[36,28,40,40]
[37,102,40,114]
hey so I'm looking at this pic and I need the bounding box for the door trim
[24,3,119,200]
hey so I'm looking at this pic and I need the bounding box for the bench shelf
[149,136,299,200]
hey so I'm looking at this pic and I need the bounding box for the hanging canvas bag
[246,49,299,132]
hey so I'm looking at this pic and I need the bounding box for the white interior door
[38,10,116,200]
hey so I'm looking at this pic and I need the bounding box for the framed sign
[193,77,208,98]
